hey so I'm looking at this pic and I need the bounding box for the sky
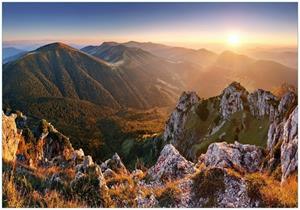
[3,2,298,50]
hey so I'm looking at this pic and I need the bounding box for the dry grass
[3,170,87,208]
[42,190,88,208]
[106,173,138,207]
[2,172,26,207]
[246,172,298,207]
[153,181,182,207]
[261,175,298,207]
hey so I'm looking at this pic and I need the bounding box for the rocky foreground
[2,82,298,208]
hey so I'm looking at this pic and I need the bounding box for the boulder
[148,144,195,181]
[201,141,264,173]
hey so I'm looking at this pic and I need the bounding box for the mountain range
[3,41,298,166]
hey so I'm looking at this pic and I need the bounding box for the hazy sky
[3,2,298,49]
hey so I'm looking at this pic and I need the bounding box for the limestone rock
[163,91,200,145]
[281,106,298,181]
[201,141,264,173]
[220,82,248,119]
[148,144,195,181]
[248,89,278,119]
[278,91,297,116]
[2,112,22,162]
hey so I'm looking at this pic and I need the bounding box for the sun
[227,34,240,46]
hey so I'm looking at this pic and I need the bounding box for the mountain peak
[36,42,75,52]
[226,81,247,92]
[101,41,120,46]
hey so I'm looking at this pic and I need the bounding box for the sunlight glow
[227,34,240,46]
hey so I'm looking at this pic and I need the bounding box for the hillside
[2,82,298,207]
[4,42,181,110]
[120,41,298,97]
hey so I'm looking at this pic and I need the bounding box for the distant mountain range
[4,41,297,110]
[3,47,27,64]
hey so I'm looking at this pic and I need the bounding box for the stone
[148,144,195,182]
[163,91,200,145]
[2,112,22,162]
[281,106,298,182]
[248,89,278,119]
[201,141,264,173]
[220,82,248,119]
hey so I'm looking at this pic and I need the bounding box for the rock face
[248,89,278,119]
[278,91,297,116]
[220,82,248,119]
[148,144,195,181]
[281,106,298,181]
[2,112,22,162]
[201,141,264,173]
[264,92,297,180]
[163,91,200,146]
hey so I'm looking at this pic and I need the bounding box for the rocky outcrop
[2,112,22,162]
[163,91,200,145]
[191,167,259,207]
[281,106,298,182]
[147,144,195,182]
[220,82,248,119]
[36,121,74,163]
[200,141,264,173]
[101,153,128,174]
[248,89,278,119]
[278,91,297,116]
[264,92,297,180]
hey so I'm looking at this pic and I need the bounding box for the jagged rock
[36,125,74,163]
[220,82,248,119]
[278,91,297,116]
[148,144,195,181]
[248,89,278,119]
[163,91,200,146]
[201,141,264,173]
[101,153,128,174]
[281,106,298,182]
[2,112,22,162]
[267,121,284,151]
